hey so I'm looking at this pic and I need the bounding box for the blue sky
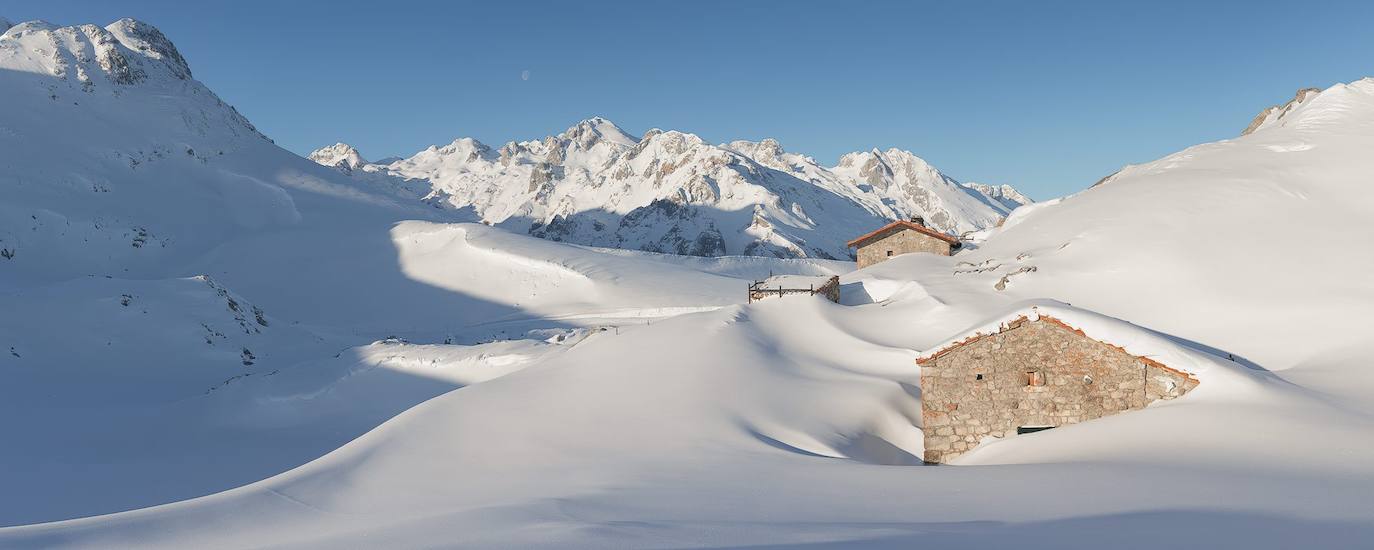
[7,1,1374,199]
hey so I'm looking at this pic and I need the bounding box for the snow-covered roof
[915,300,1230,380]
[847,219,961,248]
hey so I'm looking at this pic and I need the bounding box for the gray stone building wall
[856,227,954,269]
[918,316,1199,463]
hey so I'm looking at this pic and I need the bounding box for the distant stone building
[847,217,961,269]
[915,304,1201,464]
[748,275,840,304]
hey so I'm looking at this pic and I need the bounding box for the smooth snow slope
[6,78,1374,548]
[0,17,849,526]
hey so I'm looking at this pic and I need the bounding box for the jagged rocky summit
[314,118,1032,259]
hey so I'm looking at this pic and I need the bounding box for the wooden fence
[747,275,840,304]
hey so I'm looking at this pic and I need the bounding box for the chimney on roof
[910,216,925,226]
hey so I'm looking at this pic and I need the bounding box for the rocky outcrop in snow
[1242,87,1323,135]
[317,119,1031,259]
[105,18,192,80]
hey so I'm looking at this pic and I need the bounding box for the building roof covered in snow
[846,219,961,248]
[915,300,1236,381]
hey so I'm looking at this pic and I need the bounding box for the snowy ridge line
[313,118,1033,260]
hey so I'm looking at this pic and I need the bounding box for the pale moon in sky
[520,70,531,81]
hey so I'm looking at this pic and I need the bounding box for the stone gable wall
[918,317,1199,463]
[855,227,953,269]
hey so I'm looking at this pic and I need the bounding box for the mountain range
[310,119,1032,259]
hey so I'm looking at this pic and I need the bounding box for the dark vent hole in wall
[1017,426,1055,435]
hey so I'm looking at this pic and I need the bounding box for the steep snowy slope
[12,79,1374,549]
[0,18,276,285]
[315,120,1030,259]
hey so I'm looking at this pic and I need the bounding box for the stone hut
[915,303,1202,464]
[847,217,961,269]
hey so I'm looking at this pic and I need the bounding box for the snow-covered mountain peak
[878,147,941,174]
[731,137,784,156]
[560,116,639,148]
[963,182,1034,211]
[725,138,785,164]
[0,19,56,38]
[308,143,368,171]
[386,137,495,177]
[104,18,191,80]
[834,148,928,188]
[437,137,491,156]
[636,128,708,155]
[0,15,347,285]
[830,147,1025,233]
[1,17,198,90]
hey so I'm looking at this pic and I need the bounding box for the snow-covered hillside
[0,16,848,527]
[312,119,1030,259]
[4,13,1374,550]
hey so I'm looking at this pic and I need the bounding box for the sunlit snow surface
[2,16,1374,550]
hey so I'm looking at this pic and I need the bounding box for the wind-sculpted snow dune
[4,296,1372,549]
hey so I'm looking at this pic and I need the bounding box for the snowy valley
[2,13,1374,550]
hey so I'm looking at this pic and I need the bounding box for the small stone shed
[915,303,1203,464]
[847,217,961,269]
[748,275,840,303]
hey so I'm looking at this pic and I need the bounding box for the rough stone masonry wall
[856,227,952,269]
[918,317,1199,463]
[814,276,840,303]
